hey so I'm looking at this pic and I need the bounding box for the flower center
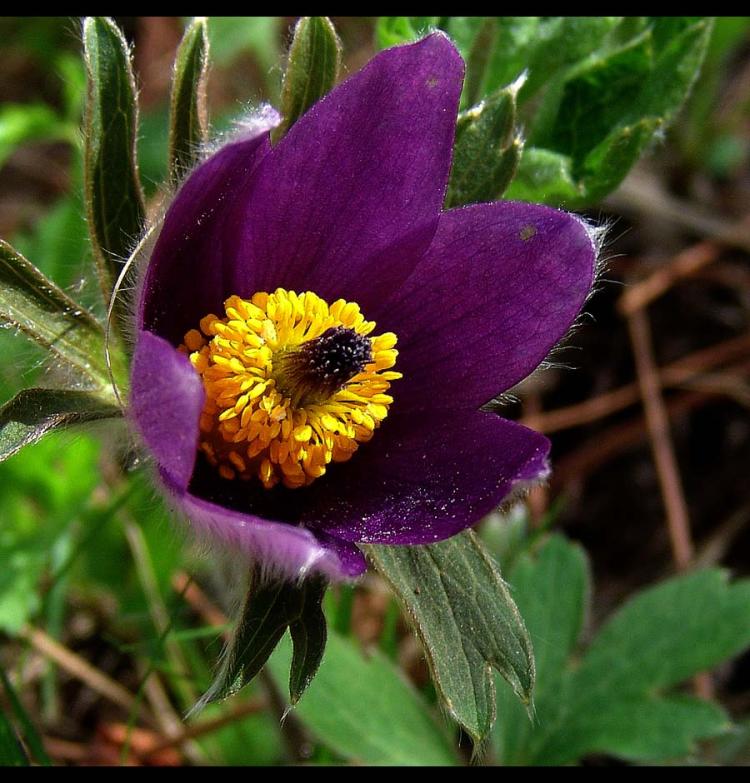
[273,325,373,407]
[180,288,401,490]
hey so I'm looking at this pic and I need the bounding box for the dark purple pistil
[274,326,373,405]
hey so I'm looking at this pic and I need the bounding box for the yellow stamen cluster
[179,288,401,489]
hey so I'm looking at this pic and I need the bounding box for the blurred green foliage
[378,16,717,207]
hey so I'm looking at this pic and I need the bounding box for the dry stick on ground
[139,697,266,760]
[627,309,695,571]
[20,625,160,730]
[693,504,750,571]
[619,241,721,316]
[680,368,750,408]
[524,333,750,434]
[627,307,715,701]
[605,169,750,255]
[551,389,716,489]
[42,736,89,763]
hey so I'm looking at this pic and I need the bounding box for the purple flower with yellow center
[129,33,596,582]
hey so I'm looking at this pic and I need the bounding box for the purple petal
[305,411,550,544]
[138,109,278,345]
[160,471,366,581]
[130,330,204,490]
[223,32,464,313]
[371,202,597,415]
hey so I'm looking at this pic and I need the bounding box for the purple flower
[128,33,596,582]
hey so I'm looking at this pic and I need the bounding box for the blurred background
[0,16,749,765]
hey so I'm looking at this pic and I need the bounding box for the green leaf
[576,569,750,697]
[0,103,76,170]
[288,576,327,704]
[501,147,581,207]
[0,387,120,463]
[199,577,292,706]
[83,16,146,300]
[376,18,623,109]
[168,17,209,184]
[513,17,624,101]
[508,17,713,207]
[678,17,750,167]
[446,77,524,207]
[0,708,28,766]
[366,530,534,744]
[269,631,458,765]
[537,695,727,764]
[198,572,329,708]
[489,536,749,765]
[374,17,439,49]
[0,239,110,386]
[0,668,49,765]
[206,16,281,69]
[493,534,589,764]
[274,17,342,141]
[0,433,102,634]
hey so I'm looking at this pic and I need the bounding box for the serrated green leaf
[489,536,749,765]
[274,17,342,141]
[447,79,523,206]
[517,17,624,100]
[493,534,589,764]
[577,117,660,204]
[0,239,110,386]
[366,530,534,744]
[269,631,458,765]
[446,17,621,107]
[83,16,145,301]
[510,17,713,207]
[528,565,750,764]
[0,387,120,462]
[537,695,728,764]
[169,17,209,184]
[577,569,750,696]
[636,18,714,121]
[288,576,327,704]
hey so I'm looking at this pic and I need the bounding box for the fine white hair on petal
[202,103,281,159]
[156,472,352,584]
[110,101,282,392]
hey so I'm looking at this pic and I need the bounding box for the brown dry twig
[524,333,750,434]
[627,308,695,571]
[19,625,160,730]
[618,241,721,316]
